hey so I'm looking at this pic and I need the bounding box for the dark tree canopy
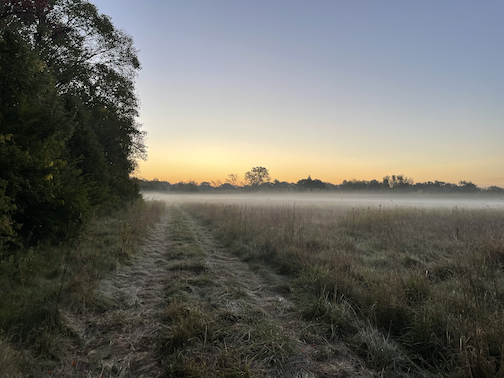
[244,167,270,187]
[0,0,144,247]
[297,176,326,191]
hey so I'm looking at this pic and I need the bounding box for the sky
[92,1,504,187]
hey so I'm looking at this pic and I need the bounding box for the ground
[50,204,372,378]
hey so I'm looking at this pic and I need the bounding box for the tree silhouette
[226,174,239,187]
[297,176,326,191]
[244,167,270,186]
[0,0,143,245]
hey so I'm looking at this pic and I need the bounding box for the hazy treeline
[0,0,144,248]
[141,171,504,194]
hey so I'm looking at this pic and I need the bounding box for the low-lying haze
[143,192,504,209]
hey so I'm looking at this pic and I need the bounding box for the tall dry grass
[184,202,504,377]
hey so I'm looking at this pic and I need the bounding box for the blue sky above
[92,0,504,186]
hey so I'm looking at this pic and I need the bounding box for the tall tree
[0,31,88,241]
[2,0,144,205]
[297,176,326,191]
[0,0,145,245]
[244,167,271,187]
[226,173,239,187]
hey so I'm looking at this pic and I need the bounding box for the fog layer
[143,192,504,209]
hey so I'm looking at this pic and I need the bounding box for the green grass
[183,202,504,378]
[159,206,297,377]
[0,199,165,375]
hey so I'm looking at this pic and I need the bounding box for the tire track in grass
[54,209,174,377]
[51,203,371,377]
[159,205,373,378]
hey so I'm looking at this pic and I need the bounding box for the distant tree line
[0,0,144,249]
[141,168,504,194]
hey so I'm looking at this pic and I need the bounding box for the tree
[226,174,239,187]
[366,179,382,190]
[297,176,326,191]
[244,167,270,187]
[218,183,236,190]
[458,181,479,193]
[171,181,199,192]
[211,180,222,188]
[49,0,144,205]
[2,0,144,206]
[0,0,144,245]
[340,179,368,190]
[383,174,413,189]
[199,182,213,192]
[486,186,504,193]
[271,179,293,191]
[0,31,89,241]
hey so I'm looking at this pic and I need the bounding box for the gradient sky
[92,0,503,186]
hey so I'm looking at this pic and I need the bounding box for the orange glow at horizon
[136,144,504,187]
[92,1,504,191]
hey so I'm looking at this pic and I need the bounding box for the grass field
[159,206,298,377]
[3,197,503,377]
[0,200,165,376]
[183,202,504,377]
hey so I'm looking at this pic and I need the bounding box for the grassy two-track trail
[53,204,370,378]
[55,209,173,377]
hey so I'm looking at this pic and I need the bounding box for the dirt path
[184,207,372,378]
[55,210,174,377]
[50,205,371,377]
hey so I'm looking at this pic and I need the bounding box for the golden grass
[183,202,504,378]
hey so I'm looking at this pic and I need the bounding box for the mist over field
[4,0,504,376]
[179,194,504,376]
[143,191,504,209]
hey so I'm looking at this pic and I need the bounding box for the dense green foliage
[0,0,144,247]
